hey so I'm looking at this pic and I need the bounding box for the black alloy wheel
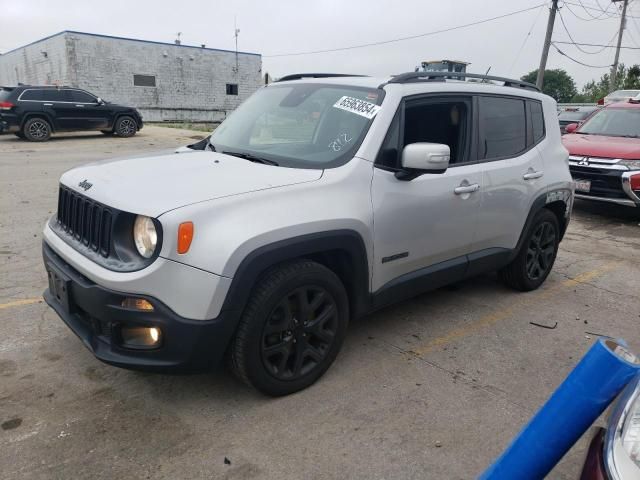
[525,221,557,281]
[261,286,338,380]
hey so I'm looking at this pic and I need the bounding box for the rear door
[473,95,545,253]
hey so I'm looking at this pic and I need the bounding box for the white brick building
[0,31,262,122]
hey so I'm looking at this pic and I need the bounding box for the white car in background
[601,89,640,105]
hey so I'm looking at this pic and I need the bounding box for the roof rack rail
[276,73,367,82]
[382,72,540,92]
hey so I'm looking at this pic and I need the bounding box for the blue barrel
[479,338,640,480]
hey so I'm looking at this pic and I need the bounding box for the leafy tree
[521,69,577,102]
[572,64,640,102]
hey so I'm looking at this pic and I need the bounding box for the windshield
[578,108,640,137]
[209,84,384,168]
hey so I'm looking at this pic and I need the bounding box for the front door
[371,96,481,293]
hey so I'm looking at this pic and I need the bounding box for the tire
[22,117,51,142]
[499,209,560,292]
[228,260,349,396]
[101,130,114,135]
[114,116,137,137]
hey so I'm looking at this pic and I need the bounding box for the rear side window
[20,89,45,101]
[529,101,544,144]
[41,90,70,102]
[479,96,526,160]
[0,88,13,102]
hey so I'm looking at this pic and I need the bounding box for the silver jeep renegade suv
[42,72,573,396]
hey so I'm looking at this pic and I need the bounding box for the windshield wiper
[222,150,279,166]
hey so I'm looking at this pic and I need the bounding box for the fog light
[120,326,162,349]
[121,297,154,311]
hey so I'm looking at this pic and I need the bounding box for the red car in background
[562,100,640,208]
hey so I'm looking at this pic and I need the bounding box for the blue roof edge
[0,30,261,57]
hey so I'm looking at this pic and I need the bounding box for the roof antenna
[482,66,492,83]
[234,16,240,74]
[175,32,182,45]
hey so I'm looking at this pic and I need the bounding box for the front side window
[376,97,471,169]
[69,90,96,103]
[577,108,640,138]
[210,84,384,168]
[479,97,526,160]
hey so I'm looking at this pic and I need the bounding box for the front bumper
[42,242,238,372]
[569,161,640,208]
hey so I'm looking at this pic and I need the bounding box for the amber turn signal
[177,222,194,254]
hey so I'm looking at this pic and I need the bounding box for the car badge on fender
[78,179,93,191]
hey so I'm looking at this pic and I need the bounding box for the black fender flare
[510,188,572,262]
[21,112,56,132]
[219,229,370,324]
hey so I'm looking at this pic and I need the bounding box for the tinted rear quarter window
[0,88,14,102]
[530,101,544,143]
[19,89,45,101]
[479,96,526,159]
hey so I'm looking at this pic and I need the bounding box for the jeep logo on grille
[578,157,590,166]
[78,179,93,191]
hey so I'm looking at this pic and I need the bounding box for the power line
[557,7,619,53]
[551,42,613,67]
[563,0,640,18]
[509,4,547,74]
[553,39,640,48]
[576,0,617,19]
[563,1,616,20]
[264,3,546,58]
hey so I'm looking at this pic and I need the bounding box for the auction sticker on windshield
[333,96,381,119]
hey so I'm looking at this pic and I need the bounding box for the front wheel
[114,116,137,137]
[499,209,560,291]
[228,260,349,396]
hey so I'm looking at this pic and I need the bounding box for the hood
[562,134,640,160]
[60,151,323,217]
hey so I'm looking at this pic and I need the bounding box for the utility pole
[537,0,559,90]
[234,17,240,74]
[610,0,629,91]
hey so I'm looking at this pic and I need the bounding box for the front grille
[57,186,113,257]
[569,166,628,199]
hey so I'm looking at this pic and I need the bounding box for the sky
[1,0,639,89]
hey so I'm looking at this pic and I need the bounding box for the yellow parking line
[0,298,43,310]
[412,263,617,356]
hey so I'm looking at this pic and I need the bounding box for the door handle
[523,171,544,180]
[43,103,53,106]
[454,183,480,195]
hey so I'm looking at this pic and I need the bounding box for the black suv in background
[0,85,143,141]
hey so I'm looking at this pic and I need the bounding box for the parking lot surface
[1,127,639,479]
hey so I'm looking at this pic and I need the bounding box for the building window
[226,83,238,95]
[133,74,156,87]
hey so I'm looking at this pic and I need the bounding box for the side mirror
[564,123,579,134]
[96,97,105,105]
[401,142,450,173]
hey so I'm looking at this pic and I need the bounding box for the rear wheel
[499,209,560,291]
[228,260,349,396]
[114,116,137,137]
[22,118,51,142]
